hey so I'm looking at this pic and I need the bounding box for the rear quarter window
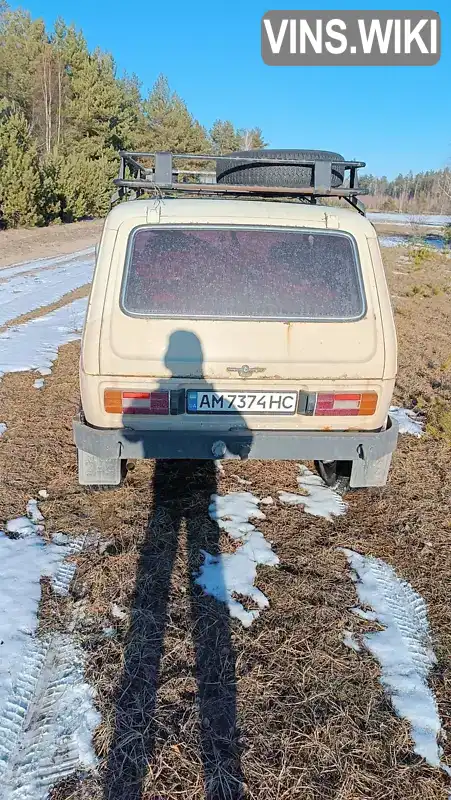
[121,226,366,321]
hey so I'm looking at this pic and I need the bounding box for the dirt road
[0,219,102,270]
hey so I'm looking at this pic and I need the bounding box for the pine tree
[52,24,138,218]
[118,72,147,151]
[0,5,46,119]
[58,151,116,221]
[143,74,210,153]
[0,99,44,227]
[210,119,241,154]
[62,45,127,157]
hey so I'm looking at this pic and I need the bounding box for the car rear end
[75,197,397,487]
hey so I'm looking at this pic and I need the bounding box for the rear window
[121,226,365,321]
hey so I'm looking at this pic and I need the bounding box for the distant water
[369,212,451,227]
[379,233,445,250]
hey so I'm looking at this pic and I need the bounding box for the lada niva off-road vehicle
[73,149,398,488]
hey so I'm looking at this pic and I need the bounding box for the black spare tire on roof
[216,148,345,189]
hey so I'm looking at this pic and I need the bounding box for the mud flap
[77,448,122,486]
[350,453,392,488]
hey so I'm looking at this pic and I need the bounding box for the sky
[10,0,450,178]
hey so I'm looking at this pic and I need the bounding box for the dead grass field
[0,246,450,800]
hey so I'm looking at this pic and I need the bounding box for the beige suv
[73,149,398,488]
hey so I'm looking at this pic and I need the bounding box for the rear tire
[77,448,127,489]
[314,460,337,486]
[216,149,345,188]
[314,460,351,490]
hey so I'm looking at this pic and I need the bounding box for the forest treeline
[1,3,449,228]
[0,3,265,228]
[360,170,451,215]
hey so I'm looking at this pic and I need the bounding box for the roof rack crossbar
[113,151,367,214]
[120,151,365,168]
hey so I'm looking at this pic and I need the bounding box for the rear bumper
[73,414,398,461]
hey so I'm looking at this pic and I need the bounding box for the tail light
[104,389,169,415]
[299,391,377,417]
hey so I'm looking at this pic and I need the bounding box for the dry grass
[0,248,451,799]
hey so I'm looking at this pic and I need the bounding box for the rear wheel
[314,460,337,486]
[314,460,352,489]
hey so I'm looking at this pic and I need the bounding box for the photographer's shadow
[104,331,251,800]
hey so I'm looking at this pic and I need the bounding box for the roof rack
[112,151,367,215]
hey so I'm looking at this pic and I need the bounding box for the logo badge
[227,365,266,378]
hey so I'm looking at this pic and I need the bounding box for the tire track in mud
[0,534,100,800]
[51,535,87,597]
[0,248,94,333]
[0,285,91,335]
[2,636,98,800]
[0,248,95,282]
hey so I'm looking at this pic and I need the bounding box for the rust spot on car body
[285,321,293,351]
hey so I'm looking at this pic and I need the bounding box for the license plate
[186,390,298,414]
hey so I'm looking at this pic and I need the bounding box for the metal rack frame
[112,151,367,215]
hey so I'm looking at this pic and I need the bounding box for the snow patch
[25,499,44,524]
[209,492,266,539]
[390,406,424,437]
[33,379,44,389]
[0,423,6,437]
[0,530,70,719]
[0,503,99,796]
[368,212,451,227]
[342,549,447,770]
[111,603,127,621]
[342,630,361,652]
[0,297,87,380]
[350,606,378,622]
[51,536,85,597]
[0,247,94,281]
[6,516,42,538]
[279,465,347,520]
[379,235,408,248]
[0,636,100,799]
[0,253,94,328]
[195,492,279,627]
